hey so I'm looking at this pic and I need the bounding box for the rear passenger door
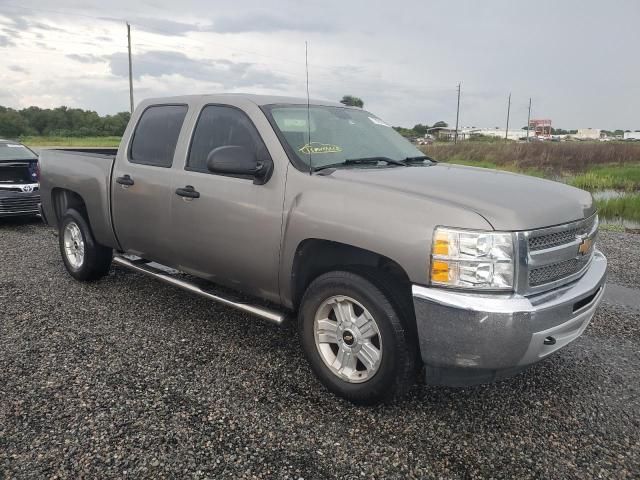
[112,104,188,264]
[170,104,285,302]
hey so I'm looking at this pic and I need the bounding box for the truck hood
[329,163,595,231]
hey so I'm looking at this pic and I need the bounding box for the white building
[624,131,640,140]
[574,128,602,140]
[466,127,529,141]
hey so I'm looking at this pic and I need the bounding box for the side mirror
[206,146,272,185]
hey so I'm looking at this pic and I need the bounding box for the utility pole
[454,82,461,144]
[505,92,511,140]
[526,97,532,142]
[127,22,134,114]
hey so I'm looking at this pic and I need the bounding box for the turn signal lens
[431,260,451,283]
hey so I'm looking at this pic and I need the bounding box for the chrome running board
[112,255,286,325]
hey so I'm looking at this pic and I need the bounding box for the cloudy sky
[0,0,638,130]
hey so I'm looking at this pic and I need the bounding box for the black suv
[0,140,40,218]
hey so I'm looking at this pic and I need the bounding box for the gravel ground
[597,230,640,290]
[1,218,639,479]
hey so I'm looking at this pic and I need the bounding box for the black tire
[299,270,418,405]
[59,208,112,281]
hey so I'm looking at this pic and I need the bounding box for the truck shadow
[0,216,44,228]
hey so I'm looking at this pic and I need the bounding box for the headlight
[430,227,515,290]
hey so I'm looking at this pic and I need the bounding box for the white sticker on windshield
[368,116,390,127]
[5,144,23,147]
[283,118,307,129]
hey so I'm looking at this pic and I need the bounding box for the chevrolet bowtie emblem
[578,237,593,255]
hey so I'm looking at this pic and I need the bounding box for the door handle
[175,185,200,199]
[116,174,135,186]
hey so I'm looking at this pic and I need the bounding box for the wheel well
[291,239,413,312]
[51,188,88,226]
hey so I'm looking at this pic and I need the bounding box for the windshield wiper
[400,155,438,165]
[312,156,406,172]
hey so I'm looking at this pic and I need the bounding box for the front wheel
[59,209,112,281]
[299,271,418,404]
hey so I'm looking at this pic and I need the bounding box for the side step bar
[112,255,286,325]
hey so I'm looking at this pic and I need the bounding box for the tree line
[0,106,131,138]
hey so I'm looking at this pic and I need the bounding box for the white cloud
[0,0,638,130]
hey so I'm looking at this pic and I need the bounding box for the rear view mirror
[206,146,272,185]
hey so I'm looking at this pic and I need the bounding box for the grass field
[596,194,640,222]
[569,164,640,191]
[421,141,640,174]
[21,136,121,147]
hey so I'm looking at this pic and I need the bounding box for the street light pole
[127,22,134,114]
[454,82,461,144]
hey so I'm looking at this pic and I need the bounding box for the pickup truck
[39,94,607,404]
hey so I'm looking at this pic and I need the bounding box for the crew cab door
[170,104,285,303]
[111,104,188,264]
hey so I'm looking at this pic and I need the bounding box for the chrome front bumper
[412,250,607,386]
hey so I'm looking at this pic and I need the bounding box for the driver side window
[187,105,269,173]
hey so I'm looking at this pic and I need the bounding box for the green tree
[412,124,430,136]
[432,121,448,128]
[0,105,132,138]
[340,95,364,108]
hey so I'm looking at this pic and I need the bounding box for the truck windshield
[0,143,38,161]
[264,105,424,170]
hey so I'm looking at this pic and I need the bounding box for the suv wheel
[299,271,417,404]
[59,209,112,281]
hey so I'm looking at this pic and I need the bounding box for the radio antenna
[305,41,312,175]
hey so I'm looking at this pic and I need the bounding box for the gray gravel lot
[597,230,640,290]
[1,218,639,479]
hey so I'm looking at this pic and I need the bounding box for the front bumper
[412,249,607,386]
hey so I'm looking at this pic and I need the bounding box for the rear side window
[187,105,269,173]
[129,105,188,167]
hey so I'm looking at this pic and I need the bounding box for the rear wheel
[59,209,112,281]
[299,271,418,404]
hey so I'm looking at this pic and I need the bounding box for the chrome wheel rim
[314,295,382,383]
[63,222,85,269]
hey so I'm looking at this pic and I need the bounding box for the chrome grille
[529,257,590,286]
[528,215,595,251]
[519,214,598,294]
[0,195,40,214]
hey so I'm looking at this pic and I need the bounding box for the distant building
[529,119,552,138]
[468,127,529,141]
[575,128,602,140]
[426,127,468,141]
[624,131,640,140]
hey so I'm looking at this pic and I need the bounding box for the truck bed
[39,148,120,249]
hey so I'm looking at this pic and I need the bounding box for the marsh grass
[442,156,545,177]
[22,136,121,147]
[596,194,640,222]
[422,141,640,174]
[569,164,640,191]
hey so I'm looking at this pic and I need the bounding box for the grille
[528,215,596,251]
[529,256,590,286]
[0,195,40,214]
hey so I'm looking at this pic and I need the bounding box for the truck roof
[141,93,349,109]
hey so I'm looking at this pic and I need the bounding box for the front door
[170,104,285,302]
[111,104,188,264]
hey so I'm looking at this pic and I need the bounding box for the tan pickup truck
[39,94,607,404]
